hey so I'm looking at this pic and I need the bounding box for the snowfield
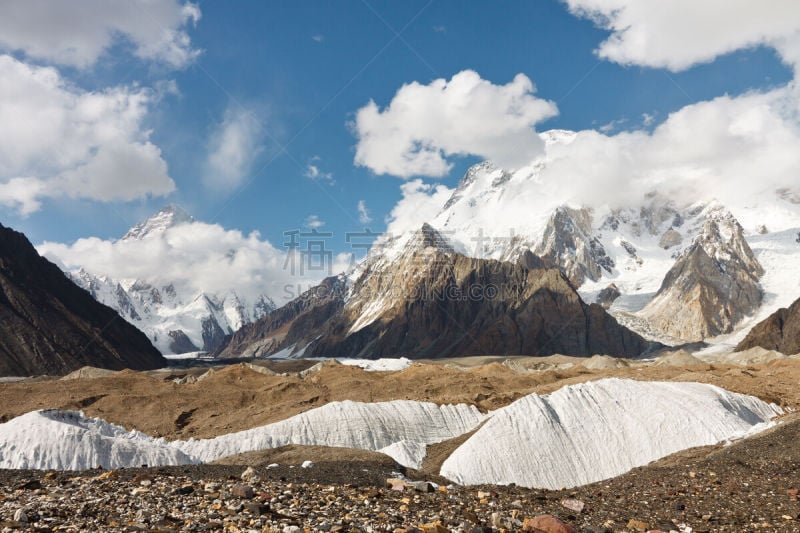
[0,380,782,488]
[440,379,782,489]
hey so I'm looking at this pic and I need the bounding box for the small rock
[419,521,448,533]
[241,466,261,483]
[16,480,41,491]
[174,484,194,495]
[410,481,433,493]
[522,515,576,533]
[469,527,492,533]
[386,478,406,490]
[12,509,28,524]
[626,520,649,532]
[561,499,585,514]
[231,484,255,499]
[301,460,314,468]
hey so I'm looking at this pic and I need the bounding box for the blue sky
[0,0,795,256]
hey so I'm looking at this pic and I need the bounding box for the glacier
[0,380,782,484]
[440,378,782,489]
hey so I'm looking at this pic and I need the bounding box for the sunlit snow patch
[440,378,781,489]
[336,358,413,372]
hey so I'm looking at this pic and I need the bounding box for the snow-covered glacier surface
[0,410,197,470]
[175,400,486,468]
[440,378,782,489]
[0,401,485,470]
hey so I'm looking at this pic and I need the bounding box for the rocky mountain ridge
[640,206,765,342]
[736,296,800,355]
[0,223,165,377]
[216,224,653,359]
[399,152,800,345]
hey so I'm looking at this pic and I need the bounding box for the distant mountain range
[0,223,165,377]
[215,131,800,359]
[29,131,800,362]
[64,205,275,354]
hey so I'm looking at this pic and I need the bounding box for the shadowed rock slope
[737,297,800,355]
[0,223,166,376]
[217,225,654,359]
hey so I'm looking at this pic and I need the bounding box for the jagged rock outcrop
[0,223,166,377]
[534,207,614,286]
[168,330,199,353]
[217,225,653,359]
[640,207,764,342]
[736,298,800,355]
[596,283,621,309]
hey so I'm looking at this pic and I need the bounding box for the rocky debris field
[2,414,800,533]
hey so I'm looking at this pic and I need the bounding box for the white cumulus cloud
[384,180,454,237]
[0,0,201,69]
[352,70,558,178]
[0,54,174,215]
[304,157,334,184]
[304,215,325,229]
[564,0,800,72]
[204,106,264,191]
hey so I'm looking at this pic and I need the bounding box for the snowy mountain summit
[121,204,194,241]
[67,207,276,355]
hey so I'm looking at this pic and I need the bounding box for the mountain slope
[736,297,800,355]
[218,225,653,359]
[0,223,166,377]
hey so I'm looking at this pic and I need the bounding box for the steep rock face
[217,225,652,359]
[214,276,346,358]
[641,207,764,342]
[0,224,166,377]
[736,298,800,355]
[534,206,613,286]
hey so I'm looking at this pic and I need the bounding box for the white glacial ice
[0,410,197,470]
[175,400,486,469]
[440,378,782,489]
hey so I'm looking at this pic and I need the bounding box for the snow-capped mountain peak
[66,206,276,354]
[121,204,194,241]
